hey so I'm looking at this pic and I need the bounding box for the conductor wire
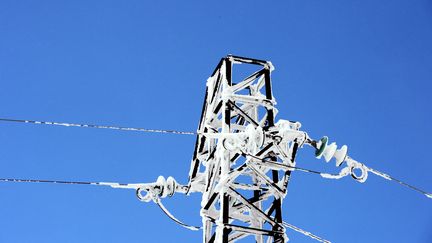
[0,118,196,135]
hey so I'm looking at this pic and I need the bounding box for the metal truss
[2,55,430,243]
[187,55,302,242]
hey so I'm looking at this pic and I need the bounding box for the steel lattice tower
[187,55,299,242]
[1,55,429,243]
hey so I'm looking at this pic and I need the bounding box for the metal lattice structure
[1,55,430,243]
[187,55,299,242]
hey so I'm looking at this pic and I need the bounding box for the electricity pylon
[1,55,430,243]
[97,55,429,242]
[187,55,295,242]
[181,55,381,242]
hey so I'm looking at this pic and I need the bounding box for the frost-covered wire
[246,154,432,199]
[365,166,432,199]
[0,177,144,189]
[246,153,340,177]
[153,197,202,231]
[283,222,331,243]
[0,178,100,186]
[0,118,196,135]
[0,177,202,231]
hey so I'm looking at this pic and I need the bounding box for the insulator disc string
[0,118,196,135]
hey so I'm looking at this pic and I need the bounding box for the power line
[0,177,202,231]
[0,178,141,189]
[0,118,196,135]
[2,156,430,201]
[2,55,430,243]
[0,176,331,242]
[0,155,335,189]
[0,178,99,186]
[283,222,330,243]
[366,167,432,199]
[246,154,432,199]
[153,197,202,231]
[246,153,339,176]
[3,117,429,199]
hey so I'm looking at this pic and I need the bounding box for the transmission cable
[0,177,203,231]
[365,167,432,199]
[283,221,331,243]
[0,178,143,189]
[246,154,431,199]
[0,117,196,135]
[0,176,330,241]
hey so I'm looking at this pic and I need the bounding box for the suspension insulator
[322,142,337,162]
[166,176,177,197]
[156,176,168,198]
[334,145,348,167]
[135,176,178,202]
[315,136,328,158]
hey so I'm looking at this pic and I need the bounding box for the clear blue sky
[0,1,431,242]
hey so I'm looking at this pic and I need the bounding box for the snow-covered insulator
[274,120,303,143]
[165,176,177,197]
[156,175,177,198]
[334,145,348,167]
[315,136,328,158]
[322,142,337,162]
[136,176,178,202]
[156,176,168,198]
[315,136,348,165]
[222,125,264,153]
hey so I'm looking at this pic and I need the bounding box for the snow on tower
[187,55,299,242]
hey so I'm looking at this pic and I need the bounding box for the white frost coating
[4,118,196,135]
[345,157,368,183]
[316,148,430,198]
[364,166,432,198]
[5,56,431,243]
[155,197,201,231]
[275,120,305,143]
[266,61,275,72]
[367,167,391,181]
[283,221,331,243]
[334,145,348,167]
[99,182,146,190]
[319,156,369,183]
[213,125,264,155]
[322,142,337,162]
[320,167,350,180]
[206,74,216,101]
